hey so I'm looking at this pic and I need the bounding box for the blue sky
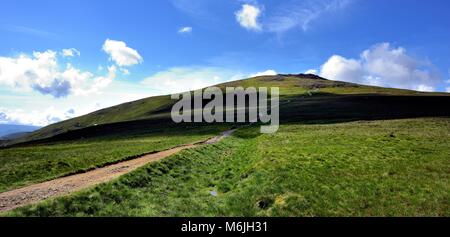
[0,0,449,126]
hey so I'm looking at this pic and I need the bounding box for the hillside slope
[7,74,450,146]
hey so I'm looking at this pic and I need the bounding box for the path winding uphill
[0,130,235,213]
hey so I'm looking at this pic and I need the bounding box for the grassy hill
[6,74,449,145]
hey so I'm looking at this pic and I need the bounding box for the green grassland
[7,118,449,217]
[0,125,228,193]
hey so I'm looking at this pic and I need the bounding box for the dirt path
[0,129,235,213]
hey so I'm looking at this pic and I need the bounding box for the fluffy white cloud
[141,67,245,94]
[319,43,441,92]
[102,39,143,67]
[62,48,80,57]
[320,55,363,83]
[250,69,277,77]
[82,65,117,95]
[304,69,318,74]
[416,85,434,92]
[0,50,116,98]
[235,4,262,31]
[0,107,76,126]
[446,87,450,93]
[178,26,193,34]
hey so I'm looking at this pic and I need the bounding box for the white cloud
[235,4,262,31]
[141,67,245,94]
[263,0,351,34]
[446,87,450,93]
[82,65,117,95]
[0,50,116,98]
[319,43,441,92]
[0,106,76,126]
[250,69,277,77]
[320,55,363,83]
[304,69,318,74]
[102,39,143,67]
[178,26,193,34]
[62,48,80,57]
[416,85,434,92]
